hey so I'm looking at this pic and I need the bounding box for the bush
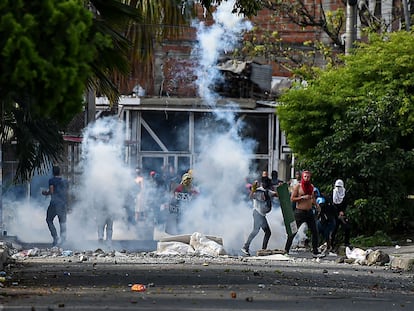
[351,231,392,248]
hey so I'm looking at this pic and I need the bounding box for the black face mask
[261,176,271,188]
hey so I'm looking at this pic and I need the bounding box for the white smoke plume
[66,117,136,248]
[192,0,252,104]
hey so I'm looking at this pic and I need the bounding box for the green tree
[277,31,414,235]
[0,0,96,181]
[198,0,262,16]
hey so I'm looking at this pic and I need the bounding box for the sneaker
[312,251,326,258]
[240,247,250,256]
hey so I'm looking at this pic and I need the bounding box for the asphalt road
[1,251,413,311]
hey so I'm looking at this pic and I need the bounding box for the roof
[64,96,279,139]
[115,96,278,113]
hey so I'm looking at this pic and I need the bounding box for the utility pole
[0,101,3,236]
[86,87,96,126]
[403,0,411,31]
[345,0,358,55]
[0,146,2,236]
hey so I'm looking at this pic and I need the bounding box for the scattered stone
[366,249,390,266]
[390,256,414,271]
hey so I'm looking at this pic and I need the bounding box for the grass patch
[351,231,393,248]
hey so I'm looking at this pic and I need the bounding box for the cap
[181,173,192,182]
[316,197,325,205]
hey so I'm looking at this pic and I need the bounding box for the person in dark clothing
[331,179,351,248]
[96,207,114,245]
[271,170,283,188]
[42,165,68,246]
[260,170,272,190]
[316,192,337,252]
[270,170,283,208]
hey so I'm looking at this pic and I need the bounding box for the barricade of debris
[156,232,226,256]
[337,247,391,266]
[1,234,413,271]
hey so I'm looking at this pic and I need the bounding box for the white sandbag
[346,246,367,263]
[189,232,226,256]
[159,233,223,245]
[156,241,195,255]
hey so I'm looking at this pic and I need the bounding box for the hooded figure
[331,179,351,247]
[333,179,346,205]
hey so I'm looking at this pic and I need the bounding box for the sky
[3,0,307,254]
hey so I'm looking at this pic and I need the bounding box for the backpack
[253,187,272,214]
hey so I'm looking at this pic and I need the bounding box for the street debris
[1,234,411,271]
[344,246,390,266]
[131,283,146,292]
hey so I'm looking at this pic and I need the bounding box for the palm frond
[9,107,64,183]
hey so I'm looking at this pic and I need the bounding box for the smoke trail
[192,0,252,104]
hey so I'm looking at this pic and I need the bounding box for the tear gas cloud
[4,117,140,249]
[68,117,137,247]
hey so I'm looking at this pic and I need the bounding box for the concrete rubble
[0,236,413,272]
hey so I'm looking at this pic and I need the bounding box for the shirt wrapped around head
[181,173,192,186]
[333,179,346,204]
[300,170,314,195]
